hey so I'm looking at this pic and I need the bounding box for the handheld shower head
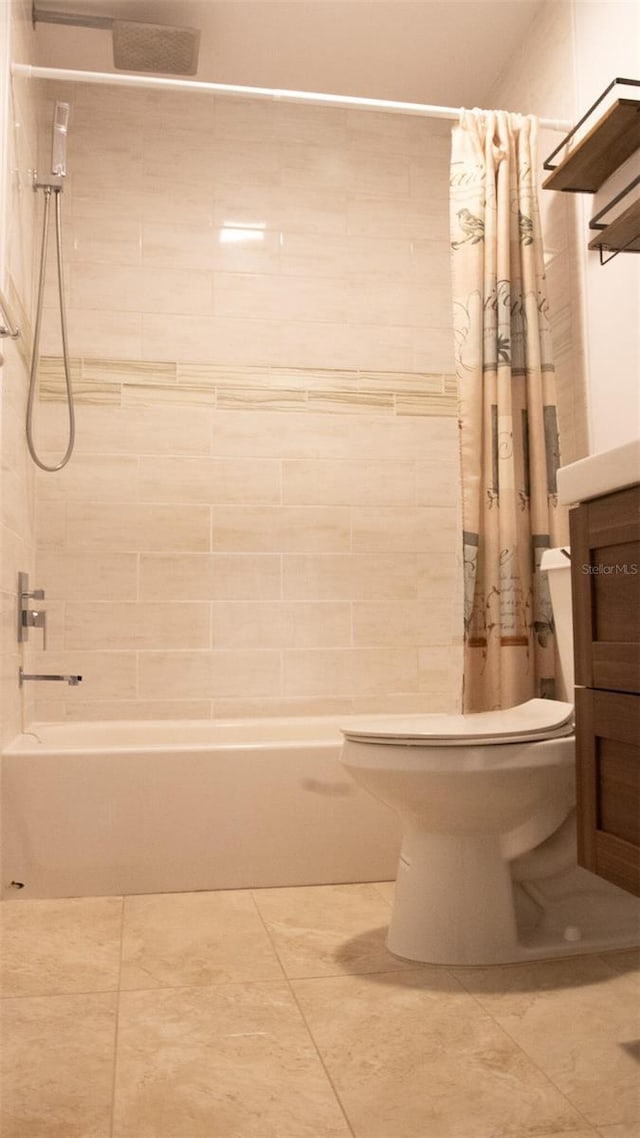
[51,101,70,177]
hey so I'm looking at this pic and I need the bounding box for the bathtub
[1,717,401,900]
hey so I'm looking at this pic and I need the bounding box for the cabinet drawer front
[575,688,640,896]
[570,486,640,693]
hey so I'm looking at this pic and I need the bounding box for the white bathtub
[1,717,401,900]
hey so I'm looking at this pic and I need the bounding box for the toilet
[341,548,640,965]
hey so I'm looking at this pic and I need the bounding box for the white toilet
[341,549,640,965]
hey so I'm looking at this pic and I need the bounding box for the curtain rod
[11,65,572,131]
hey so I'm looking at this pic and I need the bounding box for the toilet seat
[341,698,574,746]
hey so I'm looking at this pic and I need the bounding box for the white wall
[487,0,589,470]
[572,1,640,453]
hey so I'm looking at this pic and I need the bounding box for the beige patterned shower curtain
[450,110,562,712]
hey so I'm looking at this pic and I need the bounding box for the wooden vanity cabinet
[569,483,640,897]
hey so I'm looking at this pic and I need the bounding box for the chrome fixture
[17,572,47,649]
[19,668,82,686]
[27,102,75,472]
[51,99,69,177]
[0,285,21,344]
[32,5,201,76]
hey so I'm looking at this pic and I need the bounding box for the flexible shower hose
[26,185,75,471]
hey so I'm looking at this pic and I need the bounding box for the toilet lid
[341,698,574,746]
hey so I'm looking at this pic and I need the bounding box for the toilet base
[386,830,640,966]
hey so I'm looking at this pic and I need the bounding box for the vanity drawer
[570,484,640,693]
[575,687,640,896]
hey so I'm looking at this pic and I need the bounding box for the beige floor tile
[530,1133,597,1138]
[252,882,417,978]
[1,992,117,1138]
[292,969,585,1138]
[112,981,352,1137]
[597,1126,640,1137]
[0,896,123,996]
[120,889,285,989]
[598,948,640,986]
[452,955,640,1129]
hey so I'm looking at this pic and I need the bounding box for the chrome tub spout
[19,668,82,686]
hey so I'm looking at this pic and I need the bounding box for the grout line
[450,967,600,1135]
[109,894,126,1138]
[248,889,357,1138]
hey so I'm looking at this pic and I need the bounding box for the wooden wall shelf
[543,96,640,193]
[589,198,640,260]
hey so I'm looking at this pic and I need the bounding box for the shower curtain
[450,110,562,712]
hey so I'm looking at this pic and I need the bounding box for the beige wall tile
[279,143,348,191]
[353,601,453,647]
[349,413,456,459]
[283,459,417,506]
[211,409,353,459]
[279,232,412,280]
[347,194,448,239]
[40,307,142,359]
[212,696,355,719]
[69,215,142,266]
[352,506,457,552]
[283,648,419,697]
[36,455,138,502]
[283,553,428,600]
[36,551,138,601]
[213,272,348,324]
[215,99,347,148]
[213,184,347,236]
[70,263,213,316]
[211,602,351,650]
[35,500,66,548]
[279,319,414,371]
[34,699,213,722]
[142,313,282,366]
[138,457,281,505]
[415,457,460,506]
[210,506,351,553]
[36,403,211,456]
[65,603,210,651]
[66,504,210,552]
[139,553,281,601]
[138,650,282,700]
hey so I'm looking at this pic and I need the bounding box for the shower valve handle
[24,609,47,651]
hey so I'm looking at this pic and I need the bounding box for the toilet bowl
[340,549,640,965]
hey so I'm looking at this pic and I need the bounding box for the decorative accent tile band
[38,357,458,417]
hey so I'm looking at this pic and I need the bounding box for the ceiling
[31,0,546,107]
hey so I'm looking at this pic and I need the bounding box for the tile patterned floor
[1,882,639,1137]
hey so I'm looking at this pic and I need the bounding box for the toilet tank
[541,547,573,702]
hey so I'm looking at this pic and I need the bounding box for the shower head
[112,20,200,75]
[32,5,201,77]
[51,100,69,176]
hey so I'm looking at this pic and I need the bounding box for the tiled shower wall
[1,0,43,744]
[31,84,462,721]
